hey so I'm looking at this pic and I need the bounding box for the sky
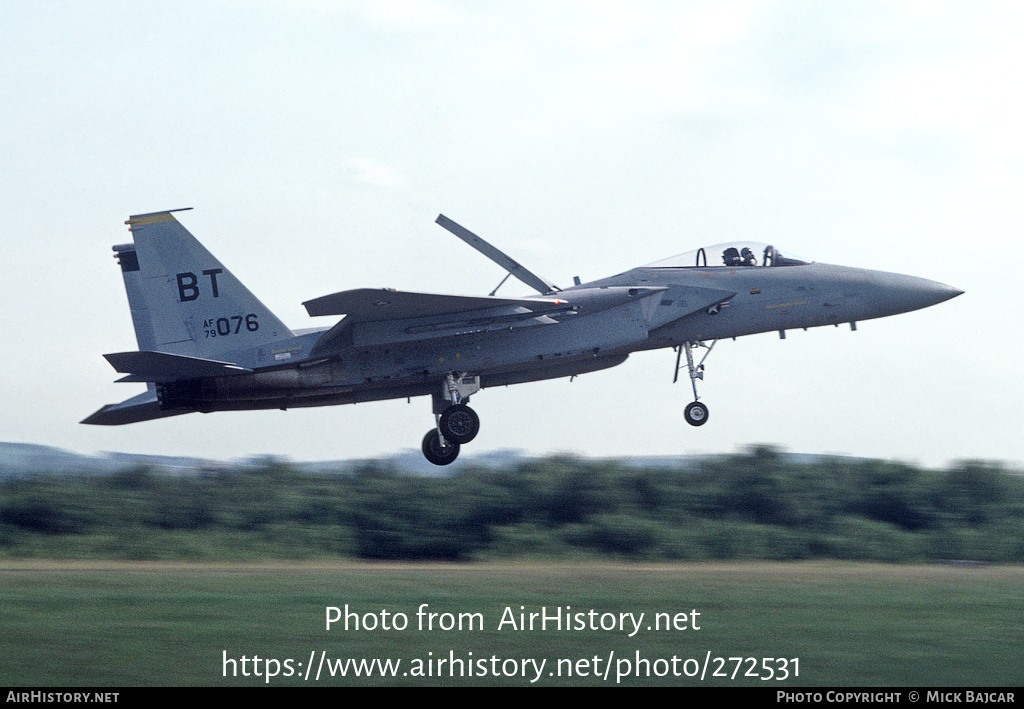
[1,0,1020,469]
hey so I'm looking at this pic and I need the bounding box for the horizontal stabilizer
[104,350,252,382]
[303,288,568,322]
[81,390,190,426]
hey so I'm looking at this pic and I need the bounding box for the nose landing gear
[675,340,716,427]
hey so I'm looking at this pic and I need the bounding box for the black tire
[422,429,460,466]
[684,401,709,427]
[438,403,480,444]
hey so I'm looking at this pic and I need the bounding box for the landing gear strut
[674,340,716,427]
[421,373,482,465]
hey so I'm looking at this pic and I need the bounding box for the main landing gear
[422,428,461,466]
[421,373,481,466]
[674,340,716,427]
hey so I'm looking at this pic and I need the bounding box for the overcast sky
[2,1,1019,469]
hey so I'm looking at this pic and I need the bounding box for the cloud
[339,0,470,32]
[347,158,407,188]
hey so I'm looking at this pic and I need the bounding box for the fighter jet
[83,208,962,465]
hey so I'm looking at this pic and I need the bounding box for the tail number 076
[203,314,259,338]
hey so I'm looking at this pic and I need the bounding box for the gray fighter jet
[83,208,962,465]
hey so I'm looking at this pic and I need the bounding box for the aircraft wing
[304,288,572,354]
[303,288,567,321]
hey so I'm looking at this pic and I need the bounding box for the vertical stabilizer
[115,209,293,361]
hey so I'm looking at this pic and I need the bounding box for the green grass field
[1,561,1020,686]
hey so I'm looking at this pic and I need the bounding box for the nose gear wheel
[684,401,709,426]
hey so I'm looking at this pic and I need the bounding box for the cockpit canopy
[646,242,810,269]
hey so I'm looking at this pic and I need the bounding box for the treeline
[1,446,1022,562]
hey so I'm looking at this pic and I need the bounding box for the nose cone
[867,271,963,316]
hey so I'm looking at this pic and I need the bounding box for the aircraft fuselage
[154,262,959,413]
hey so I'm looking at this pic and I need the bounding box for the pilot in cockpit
[723,246,758,267]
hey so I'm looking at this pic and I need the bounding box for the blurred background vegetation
[2,446,1021,562]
